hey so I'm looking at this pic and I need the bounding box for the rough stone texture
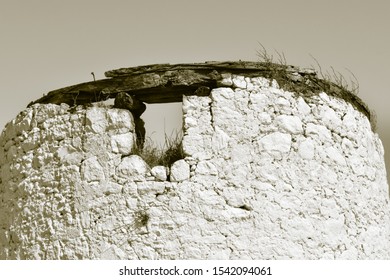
[151,166,168,181]
[170,160,190,182]
[0,71,389,260]
[111,133,134,155]
[116,155,150,182]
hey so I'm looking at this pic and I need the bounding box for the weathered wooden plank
[28,61,275,106]
[26,61,370,122]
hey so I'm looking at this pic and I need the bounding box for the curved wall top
[0,61,389,259]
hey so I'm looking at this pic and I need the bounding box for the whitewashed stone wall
[0,76,389,259]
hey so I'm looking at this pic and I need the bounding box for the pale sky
[0,0,389,184]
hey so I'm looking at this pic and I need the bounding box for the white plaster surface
[0,76,389,259]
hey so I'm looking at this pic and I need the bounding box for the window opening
[136,102,184,167]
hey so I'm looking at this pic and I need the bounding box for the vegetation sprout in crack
[133,209,150,229]
[256,43,377,132]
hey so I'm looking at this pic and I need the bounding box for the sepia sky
[0,0,389,184]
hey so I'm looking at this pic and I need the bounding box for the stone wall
[0,75,389,259]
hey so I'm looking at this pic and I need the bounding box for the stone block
[106,108,135,134]
[275,115,303,134]
[151,166,168,181]
[117,155,149,179]
[170,160,190,182]
[111,133,134,155]
[232,75,247,88]
[298,139,315,160]
[258,132,291,155]
[325,146,346,166]
[305,123,332,142]
[195,161,218,176]
[86,107,108,134]
[218,73,232,86]
[81,156,105,182]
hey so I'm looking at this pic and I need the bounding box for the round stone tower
[0,62,389,259]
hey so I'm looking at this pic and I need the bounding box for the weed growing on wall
[131,130,184,168]
[256,43,377,132]
[133,209,150,229]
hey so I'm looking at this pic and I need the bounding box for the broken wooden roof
[27,61,311,105]
[27,61,370,121]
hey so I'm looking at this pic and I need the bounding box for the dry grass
[131,130,184,167]
[256,43,377,132]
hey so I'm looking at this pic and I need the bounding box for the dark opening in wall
[133,102,184,167]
